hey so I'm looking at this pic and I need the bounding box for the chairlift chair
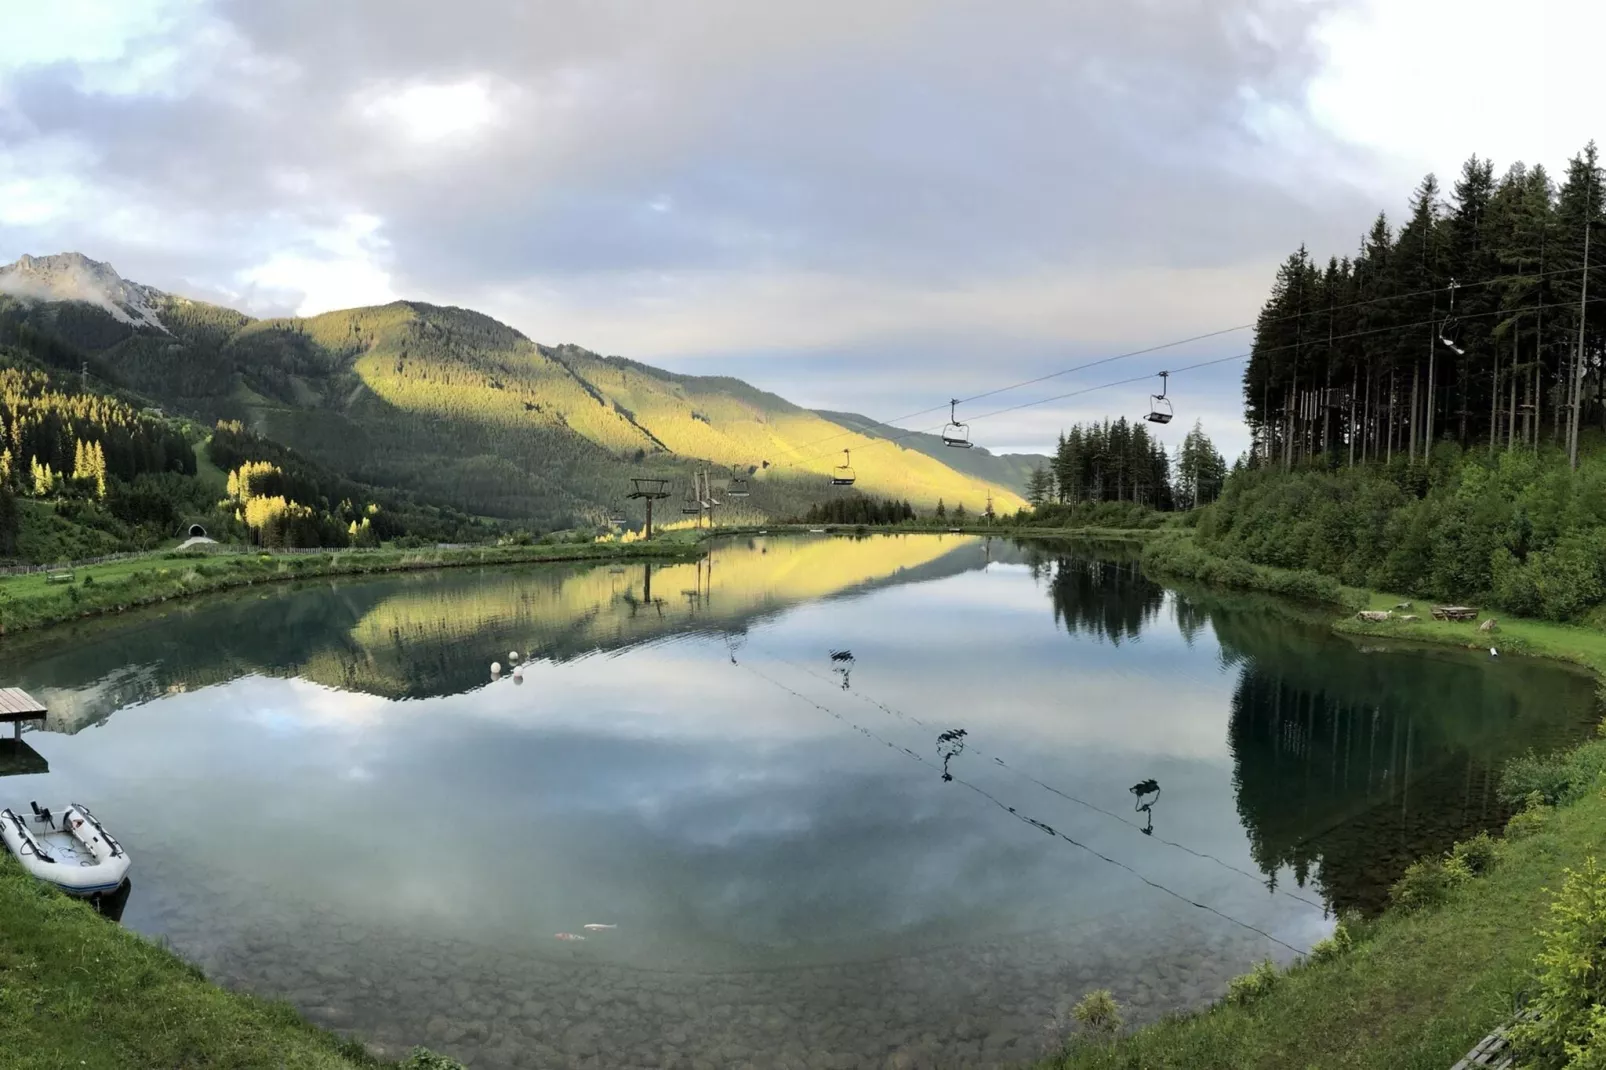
[830,449,856,486]
[1145,371,1174,425]
[727,476,751,498]
[1438,316,1466,357]
[941,399,973,449]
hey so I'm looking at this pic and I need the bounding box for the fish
[553,932,586,941]
[582,923,617,931]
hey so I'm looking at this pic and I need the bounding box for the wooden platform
[1450,1009,1537,1069]
[0,688,47,739]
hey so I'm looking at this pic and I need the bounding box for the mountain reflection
[0,534,992,730]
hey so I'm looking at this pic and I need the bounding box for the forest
[1244,143,1603,467]
[1194,142,1606,621]
[1027,418,1226,513]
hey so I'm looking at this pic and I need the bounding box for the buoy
[1490,648,1498,658]
[509,651,520,662]
[491,661,502,675]
[513,671,524,685]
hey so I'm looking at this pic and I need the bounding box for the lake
[0,534,1594,1069]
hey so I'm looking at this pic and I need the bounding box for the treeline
[1245,143,1604,467]
[1031,419,1225,511]
[1198,445,1606,620]
[798,495,916,525]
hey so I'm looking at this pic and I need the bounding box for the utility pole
[1571,186,1594,471]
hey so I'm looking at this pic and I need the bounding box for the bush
[1450,831,1499,876]
[1509,858,1606,1068]
[1500,743,1606,808]
[1307,921,1354,965]
[1070,988,1122,1039]
[1225,959,1280,1006]
[1506,792,1554,841]
[1389,858,1462,911]
[399,1049,468,1070]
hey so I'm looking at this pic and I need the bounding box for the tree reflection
[1033,548,1165,646]
[1198,586,1596,914]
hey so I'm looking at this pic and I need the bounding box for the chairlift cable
[771,650,1326,911]
[770,264,1590,464]
[737,657,1311,956]
[777,293,1606,471]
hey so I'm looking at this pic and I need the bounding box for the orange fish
[554,932,586,941]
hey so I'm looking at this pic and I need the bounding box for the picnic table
[1432,606,1479,622]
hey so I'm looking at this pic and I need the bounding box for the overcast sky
[2,1,1602,459]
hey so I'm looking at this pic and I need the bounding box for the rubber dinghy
[0,802,129,896]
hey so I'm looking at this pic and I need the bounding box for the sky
[1,0,1603,461]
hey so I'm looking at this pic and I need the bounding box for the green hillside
[814,408,1048,495]
[0,282,1026,529]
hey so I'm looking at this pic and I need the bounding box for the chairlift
[1145,371,1173,425]
[941,399,973,449]
[1438,316,1466,357]
[830,449,856,486]
[608,513,627,526]
[727,469,751,498]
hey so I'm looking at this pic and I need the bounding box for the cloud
[0,0,1514,453]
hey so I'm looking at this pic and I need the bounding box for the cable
[770,649,1327,911]
[779,292,1606,470]
[737,656,1312,956]
[773,263,1594,463]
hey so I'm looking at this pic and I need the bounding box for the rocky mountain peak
[0,251,169,332]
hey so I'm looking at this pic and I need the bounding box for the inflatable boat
[0,802,130,897]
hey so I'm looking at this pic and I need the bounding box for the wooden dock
[0,688,47,740]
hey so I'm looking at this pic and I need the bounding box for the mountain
[0,254,1027,528]
[0,252,169,332]
[814,410,1049,496]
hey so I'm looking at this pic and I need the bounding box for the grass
[0,852,387,1069]
[1045,777,1601,1069]
[1339,588,1606,676]
[0,536,703,636]
[1038,529,1606,1068]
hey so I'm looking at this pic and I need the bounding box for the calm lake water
[0,534,1595,1069]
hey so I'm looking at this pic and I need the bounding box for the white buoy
[1490,648,1498,658]
[491,661,502,675]
[509,651,520,662]
[513,672,524,685]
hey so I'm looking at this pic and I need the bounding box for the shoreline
[1034,529,1606,1068]
[0,538,705,640]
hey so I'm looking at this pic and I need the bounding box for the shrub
[1070,988,1122,1039]
[1225,959,1280,1006]
[1500,743,1606,808]
[1509,858,1606,1068]
[399,1049,468,1070]
[1450,831,1499,876]
[1507,793,1554,841]
[1389,858,1459,911]
[81,574,93,587]
[1307,921,1354,964]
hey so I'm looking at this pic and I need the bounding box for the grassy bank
[0,852,461,1069]
[1039,530,1606,1068]
[1047,754,1605,1069]
[1144,529,1606,677]
[0,537,702,637]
